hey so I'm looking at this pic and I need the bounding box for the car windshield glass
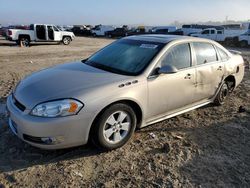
[84,39,165,75]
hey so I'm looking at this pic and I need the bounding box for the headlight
[30,99,83,117]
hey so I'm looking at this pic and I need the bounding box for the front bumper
[6,95,93,149]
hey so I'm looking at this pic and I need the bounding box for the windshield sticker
[140,44,158,49]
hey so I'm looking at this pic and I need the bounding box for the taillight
[8,30,12,35]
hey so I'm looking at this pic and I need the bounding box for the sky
[0,0,250,26]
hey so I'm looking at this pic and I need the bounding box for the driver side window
[161,43,191,70]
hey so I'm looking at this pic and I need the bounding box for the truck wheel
[19,38,30,47]
[240,41,248,48]
[62,36,71,45]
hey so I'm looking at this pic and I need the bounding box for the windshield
[84,39,164,76]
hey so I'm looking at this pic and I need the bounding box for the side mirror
[158,65,178,74]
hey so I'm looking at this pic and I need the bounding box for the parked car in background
[127,26,147,36]
[167,29,184,35]
[1,25,29,37]
[6,24,75,46]
[181,24,210,35]
[0,27,5,36]
[150,26,177,33]
[105,27,128,38]
[57,25,73,31]
[151,28,169,34]
[91,25,115,36]
[191,28,246,45]
[7,35,245,150]
[71,25,92,36]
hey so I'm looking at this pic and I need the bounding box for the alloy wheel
[103,111,131,144]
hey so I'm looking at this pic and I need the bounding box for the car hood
[61,31,74,36]
[14,61,130,109]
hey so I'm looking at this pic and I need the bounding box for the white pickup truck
[191,28,246,43]
[238,31,250,47]
[6,24,75,46]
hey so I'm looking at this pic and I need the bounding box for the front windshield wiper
[83,60,131,75]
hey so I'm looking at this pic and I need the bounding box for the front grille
[13,96,26,111]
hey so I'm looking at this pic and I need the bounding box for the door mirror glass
[158,65,178,74]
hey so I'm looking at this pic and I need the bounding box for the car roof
[125,34,214,44]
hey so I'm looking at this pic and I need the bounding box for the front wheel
[62,36,71,45]
[214,82,229,106]
[91,103,137,150]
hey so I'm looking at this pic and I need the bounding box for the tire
[214,82,229,106]
[239,40,248,48]
[19,38,30,47]
[62,36,71,45]
[91,103,137,150]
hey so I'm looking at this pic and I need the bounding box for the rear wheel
[19,38,30,47]
[91,103,136,150]
[62,36,71,45]
[214,82,229,106]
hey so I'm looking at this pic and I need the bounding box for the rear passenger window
[161,43,191,70]
[193,42,217,65]
[217,47,229,61]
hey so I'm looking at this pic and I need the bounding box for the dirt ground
[0,36,250,188]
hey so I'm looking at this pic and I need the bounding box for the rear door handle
[184,73,192,79]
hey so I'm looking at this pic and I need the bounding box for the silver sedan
[7,35,245,150]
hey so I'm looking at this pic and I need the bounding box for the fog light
[41,136,64,145]
[23,134,64,145]
[41,137,54,144]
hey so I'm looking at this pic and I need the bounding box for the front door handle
[184,73,192,79]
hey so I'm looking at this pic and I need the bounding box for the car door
[53,26,62,41]
[47,26,54,40]
[192,42,224,101]
[35,25,47,41]
[210,29,217,40]
[147,43,197,120]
